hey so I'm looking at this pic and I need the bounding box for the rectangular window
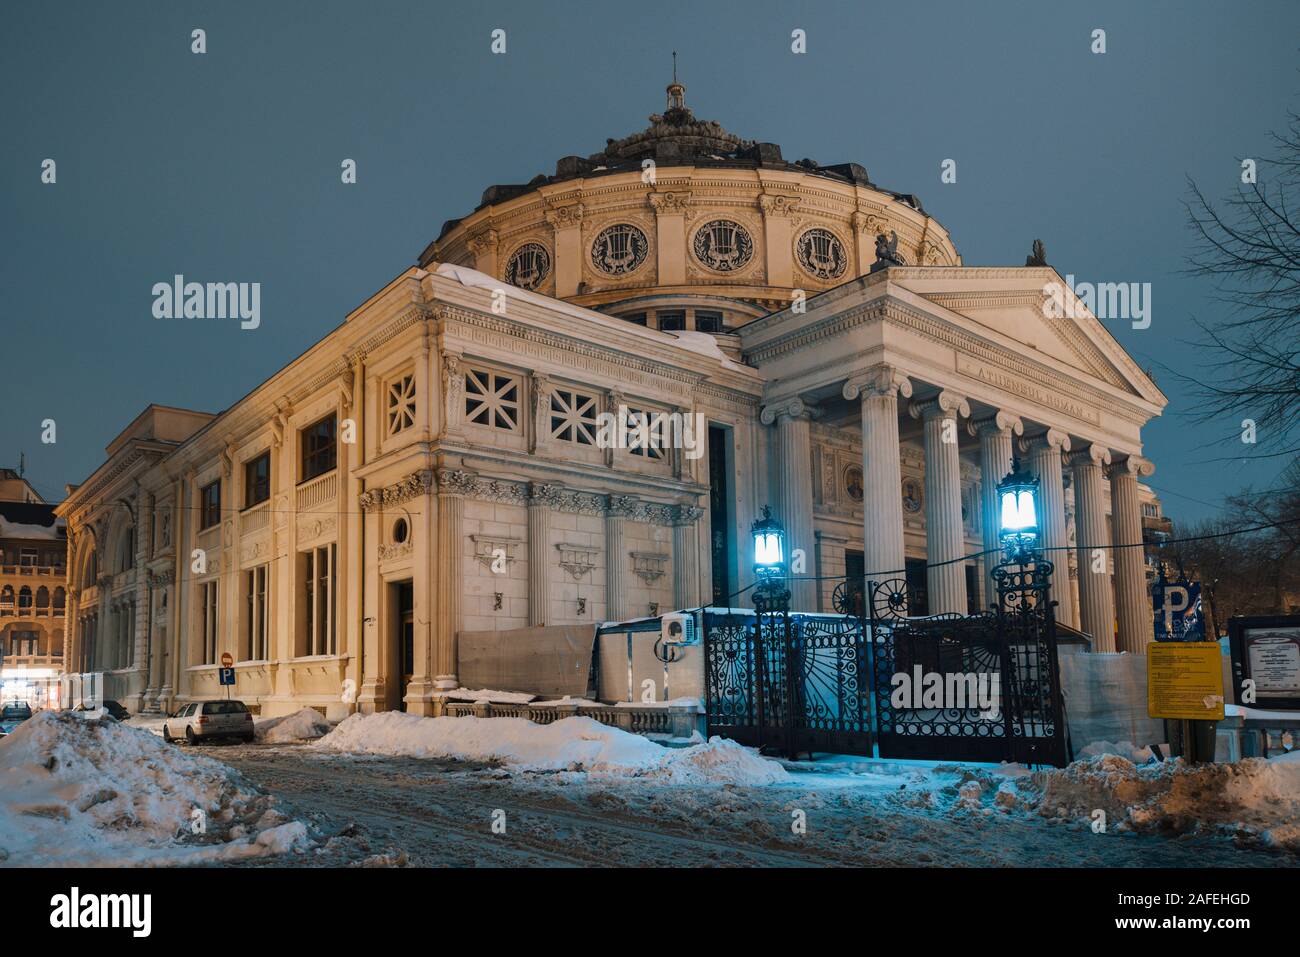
[199,580,219,665]
[244,565,269,661]
[199,481,221,530]
[694,310,724,333]
[656,311,686,332]
[549,388,599,445]
[625,406,665,459]
[300,544,336,656]
[19,547,37,566]
[244,452,270,508]
[386,373,417,435]
[622,312,648,326]
[464,367,520,432]
[301,414,337,481]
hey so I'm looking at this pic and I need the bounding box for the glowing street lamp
[751,505,786,580]
[996,457,1040,561]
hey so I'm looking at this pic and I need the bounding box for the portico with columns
[740,264,1167,654]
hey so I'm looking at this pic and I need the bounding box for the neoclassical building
[59,81,1167,717]
[1,469,68,705]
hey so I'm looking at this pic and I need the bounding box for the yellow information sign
[1147,642,1226,721]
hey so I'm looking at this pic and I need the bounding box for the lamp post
[751,505,790,614]
[750,506,794,756]
[995,456,1041,566]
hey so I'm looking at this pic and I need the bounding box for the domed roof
[433,79,926,243]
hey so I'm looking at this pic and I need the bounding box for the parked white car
[162,699,255,745]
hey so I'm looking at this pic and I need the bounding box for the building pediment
[887,268,1166,407]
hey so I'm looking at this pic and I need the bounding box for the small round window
[392,518,409,544]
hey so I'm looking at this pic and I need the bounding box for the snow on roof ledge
[431,262,753,374]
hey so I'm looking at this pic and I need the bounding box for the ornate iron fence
[702,556,1069,767]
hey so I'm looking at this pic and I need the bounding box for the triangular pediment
[887,268,1164,405]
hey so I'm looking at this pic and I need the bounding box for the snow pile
[1074,740,1156,764]
[255,708,332,744]
[1031,751,1300,850]
[0,711,311,865]
[435,688,536,705]
[317,713,789,785]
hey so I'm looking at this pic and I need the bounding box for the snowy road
[209,744,1298,868]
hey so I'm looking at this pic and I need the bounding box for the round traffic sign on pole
[221,652,234,669]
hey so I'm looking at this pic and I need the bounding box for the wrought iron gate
[702,610,872,757]
[702,559,1069,767]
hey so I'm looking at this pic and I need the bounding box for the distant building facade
[59,82,1168,717]
[0,469,67,706]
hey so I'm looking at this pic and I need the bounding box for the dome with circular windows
[422,75,959,335]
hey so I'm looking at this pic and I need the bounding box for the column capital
[760,396,816,425]
[967,410,1023,438]
[543,202,585,229]
[1067,444,1112,469]
[1106,454,1155,480]
[1022,427,1072,455]
[758,193,801,218]
[842,365,913,401]
[648,191,692,214]
[909,390,970,422]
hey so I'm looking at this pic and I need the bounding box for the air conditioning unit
[660,612,698,646]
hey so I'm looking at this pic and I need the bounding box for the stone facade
[57,83,1170,717]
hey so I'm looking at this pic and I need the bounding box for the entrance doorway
[390,581,414,712]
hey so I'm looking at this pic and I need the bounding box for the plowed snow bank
[317,713,788,785]
[0,711,310,865]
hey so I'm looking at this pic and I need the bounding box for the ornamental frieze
[359,469,436,512]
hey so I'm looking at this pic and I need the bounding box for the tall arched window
[18,587,33,612]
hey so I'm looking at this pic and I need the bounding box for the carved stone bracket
[544,203,585,229]
[631,551,669,585]
[648,191,692,214]
[759,193,801,218]
[556,542,600,581]
[471,534,522,570]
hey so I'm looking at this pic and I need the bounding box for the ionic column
[672,505,704,610]
[910,390,971,614]
[1025,428,1073,624]
[759,398,816,611]
[527,483,555,627]
[970,411,1023,610]
[1108,455,1155,654]
[604,497,630,622]
[843,366,912,582]
[1069,445,1115,651]
[434,470,468,690]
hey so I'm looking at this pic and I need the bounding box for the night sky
[3,0,1297,522]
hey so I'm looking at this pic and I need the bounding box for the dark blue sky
[2,0,1297,522]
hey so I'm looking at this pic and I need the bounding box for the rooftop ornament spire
[665,51,687,118]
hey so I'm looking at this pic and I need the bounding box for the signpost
[219,652,235,698]
[1149,565,1219,762]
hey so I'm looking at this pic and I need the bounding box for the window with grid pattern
[549,389,598,445]
[464,368,520,432]
[625,406,666,459]
[386,373,416,435]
